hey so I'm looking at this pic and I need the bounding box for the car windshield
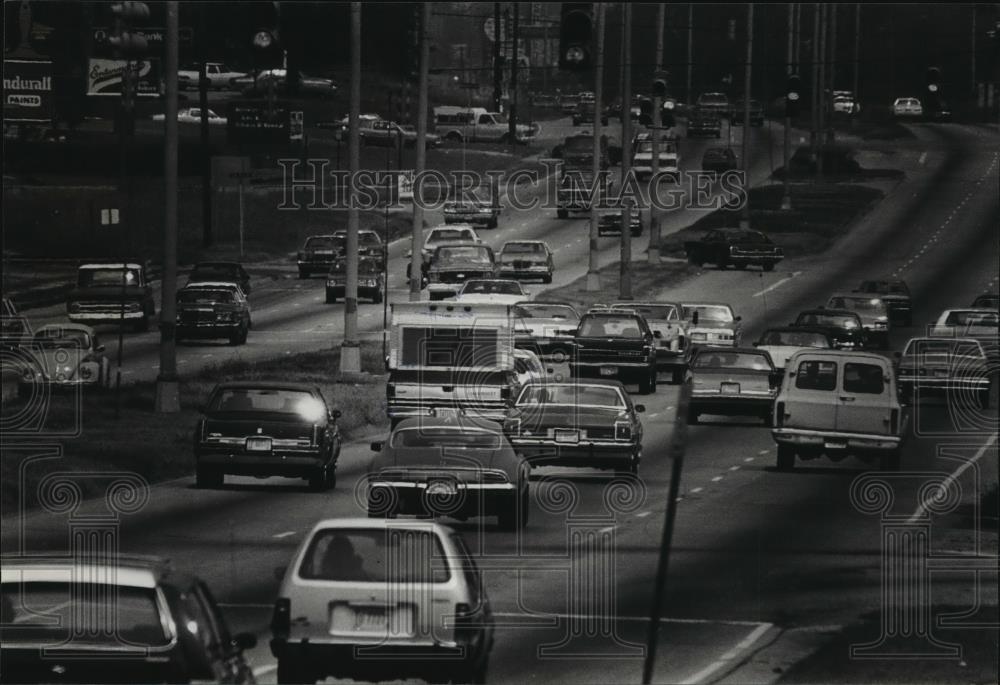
[615,304,678,321]
[797,313,860,328]
[579,316,644,337]
[209,388,323,417]
[0,583,170,647]
[861,281,909,295]
[945,311,999,326]
[684,305,734,323]
[390,428,502,449]
[704,149,730,159]
[462,281,522,295]
[79,267,140,287]
[32,328,90,349]
[759,330,830,348]
[829,297,886,313]
[502,243,546,254]
[427,229,473,244]
[435,246,492,265]
[178,289,235,304]
[514,304,578,321]
[693,351,772,371]
[902,339,985,360]
[297,528,449,583]
[305,236,341,250]
[517,384,625,408]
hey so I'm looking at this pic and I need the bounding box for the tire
[229,326,247,346]
[542,274,553,284]
[881,449,901,472]
[763,263,775,272]
[133,316,150,333]
[276,659,312,685]
[446,131,463,142]
[687,253,703,267]
[557,209,569,219]
[763,410,774,426]
[325,290,336,304]
[195,467,223,489]
[616,451,640,476]
[671,368,685,385]
[638,372,654,395]
[978,390,990,409]
[499,133,511,144]
[498,487,528,531]
[488,218,498,229]
[776,445,795,471]
[308,466,330,492]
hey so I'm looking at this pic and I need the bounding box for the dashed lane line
[752,271,801,298]
[907,433,997,525]
[678,622,774,685]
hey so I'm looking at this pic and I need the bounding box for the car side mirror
[752,341,759,347]
[96,345,106,352]
[634,404,646,413]
[370,441,384,452]
[331,409,342,419]
[233,632,258,650]
[735,316,742,322]
[692,312,699,325]
[893,351,901,359]
[273,565,286,581]
[653,330,662,339]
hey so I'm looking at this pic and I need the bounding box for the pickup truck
[66,262,156,332]
[684,228,784,272]
[177,62,247,90]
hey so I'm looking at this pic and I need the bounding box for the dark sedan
[187,261,251,296]
[504,380,644,475]
[326,256,384,304]
[701,147,738,174]
[688,347,780,425]
[367,416,529,531]
[297,234,346,279]
[791,309,867,349]
[855,278,913,326]
[176,283,251,346]
[194,382,342,490]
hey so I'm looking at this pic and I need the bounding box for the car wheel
[671,368,686,385]
[325,290,336,304]
[776,445,795,471]
[497,486,527,532]
[687,253,703,267]
[196,467,223,489]
[764,410,774,426]
[543,274,552,284]
[978,389,990,409]
[881,449,901,472]
[638,373,654,395]
[308,467,329,492]
[372,290,383,304]
[277,659,313,684]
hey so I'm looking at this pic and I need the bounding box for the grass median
[1,343,390,515]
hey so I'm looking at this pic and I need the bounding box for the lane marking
[253,665,278,678]
[907,433,998,525]
[744,457,755,462]
[636,511,651,518]
[272,531,296,539]
[492,611,770,628]
[711,476,723,482]
[729,466,740,471]
[757,449,769,455]
[752,271,801,298]
[690,487,703,494]
[679,622,774,685]
[598,525,615,534]
[918,151,927,165]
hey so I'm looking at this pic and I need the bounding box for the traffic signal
[109,2,150,57]
[638,98,653,126]
[559,3,594,71]
[785,74,802,118]
[652,70,669,99]
[252,29,282,70]
[925,67,941,93]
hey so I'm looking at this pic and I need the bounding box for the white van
[433,106,536,144]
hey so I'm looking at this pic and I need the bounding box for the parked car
[425,243,499,301]
[188,261,251,296]
[359,119,442,149]
[512,301,581,363]
[832,94,861,116]
[66,262,156,332]
[896,337,991,408]
[729,99,764,126]
[855,278,912,326]
[790,309,867,349]
[753,326,835,369]
[270,518,494,684]
[688,346,780,424]
[18,324,110,390]
[687,107,722,137]
[701,147,738,174]
[152,107,226,125]
[326,256,384,304]
[609,302,690,383]
[504,380,645,474]
[826,293,892,349]
[567,308,659,393]
[453,279,531,305]
[892,97,923,118]
[682,302,743,347]
[1,555,257,684]
[297,234,346,278]
[194,382,342,490]
[367,415,530,530]
[684,228,784,271]
[443,198,500,229]
[176,282,252,345]
[177,62,248,90]
[772,350,905,470]
[498,241,554,283]
[433,106,536,144]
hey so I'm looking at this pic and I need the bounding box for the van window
[794,360,837,391]
[843,363,885,394]
[478,114,494,125]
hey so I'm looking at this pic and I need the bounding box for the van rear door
[835,359,894,435]
[782,357,838,432]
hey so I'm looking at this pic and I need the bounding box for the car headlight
[217,311,237,323]
[614,421,632,440]
[126,302,141,312]
[691,332,707,341]
[68,302,81,313]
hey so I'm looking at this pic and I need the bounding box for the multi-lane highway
[5,119,998,684]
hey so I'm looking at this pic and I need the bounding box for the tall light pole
[853,4,860,105]
[781,3,794,211]
[816,2,826,179]
[586,2,605,292]
[410,2,430,301]
[340,2,362,373]
[810,4,819,152]
[619,3,633,300]
[739,3,754,230]
[648,3,666,264]
[686,4,694,103]
[155,1,180,413]
[827,3,836,143]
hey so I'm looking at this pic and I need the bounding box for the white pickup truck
[177,63,248,90]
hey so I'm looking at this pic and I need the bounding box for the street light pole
[648,2,665,264]
[410,2,430,301]
[739,3,754,230]
[154,1,180,413]
[619,3,633,300]
[781,3,794,211]
[585,2,605,293]
[340,2,362,374]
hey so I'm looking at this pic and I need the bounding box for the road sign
[226,101,291,145]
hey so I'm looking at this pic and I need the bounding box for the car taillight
[500,386,511,400]
[775,401,785,428]
[615,421,631,440]
[890,408,899,434]
[271,598,290,639]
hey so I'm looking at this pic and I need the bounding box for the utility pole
[739,3,753,230]
[586,2,605,293]
[648,3,665,264]
[794,2,802,70]
[782,3,793,211]
[155,1,180,413]
[686,4,693,103]
[970,6,976,98]
[853,4,860,105]
[620,3,633,300]
[816,2,826,180]
[340,2,362,374]
[410,2,430,301]
[493,2,502,112]
[810,4,819,153]
[827,3,836,143]
[508,2,519,151]
[198,4,211,247]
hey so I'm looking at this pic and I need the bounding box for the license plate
[330,605,413,637]
[599,366,618,377]
[456,273,465,279]
[824,440,848,450]
[721,382,740,394]
[245,437,272,452]
[315,250,334,255]
[555,429,580,443]
[426,480,458,497]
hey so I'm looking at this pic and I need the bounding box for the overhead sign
[87,58,161,97]
[3,59,54,122]
[227,102,291,144]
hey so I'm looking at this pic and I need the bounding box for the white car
[152,107,226,125]
[453,279,530,305]
[832,96,860,115]
[177,62,248,90]
[892,97,923,118]
[631,133,680,180]
[930,308,999,360]
[754,327,834,369]
[406,224,483,271]
[498,241,554,283]
[270,518,495,684]
[682,302,743,347]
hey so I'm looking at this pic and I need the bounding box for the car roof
[501,240,547,246]
[798,308,858,316]
[682,301,734,308]
[34,323,96,335]
[1,555,179,589]
[520,378,626,390]
[829,292,885,300]
[393,416,503,432]
[182,281,241,289]
[760,326,832,336]
[193,261,242,268]
[786,349,890,365]
[303,518,456,538]
[428,224,476,233]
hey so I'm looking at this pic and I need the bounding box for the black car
[176,283,252,345]
[568,309,659,394]
[325,256,385,303]
[729,99,765,126]
[855,278,913,326]
[701,147,738,174]
[0,556,257,684]
[684,228,784,271]
[687,108,722,138]
[297,234,346,278]
[791,309,867,349]
[971,292,999,309]
[598,210,643,237]
[194,381,342,490]
[504,380,645,475]
[187,261,251,296]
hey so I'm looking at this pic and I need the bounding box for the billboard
[227,102,291,144]
[3,59,54,122]
[87,58,162,97]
